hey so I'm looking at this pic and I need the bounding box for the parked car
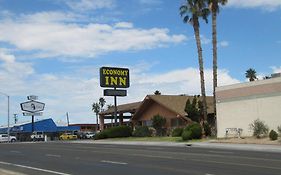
[85,132,95,139]
[59,133,77,140]
[30,131,45,141]
[0,134,17,142]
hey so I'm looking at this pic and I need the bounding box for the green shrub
[249,119,269,138]
[95,126,132,139]
[269,130,278,141]
[133,126,151,137]
[152,114,166,136]
[182,122,202,140]
[182,130,192,141]
[203,122,211,137]
[172,128,183,137]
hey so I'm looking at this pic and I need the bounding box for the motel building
[216,73,281,138]
[99,95,214,133]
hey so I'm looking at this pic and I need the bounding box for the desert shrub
[269,130,278,141]
[249,119,269,138]
[133,126,152,137]
[182,130,192,141]
[182,122,202,140]
[172,128,183,137]
[152,114,166,136]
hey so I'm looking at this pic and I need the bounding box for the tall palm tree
[99,97,106,112]
[245,68,257,81]
[207,0,227,118]
[92,102,100,131]
[180,0,210,121]
[154,90,161,95]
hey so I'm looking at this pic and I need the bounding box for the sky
[0,0,280,126]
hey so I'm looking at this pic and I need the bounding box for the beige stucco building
[216,75,281,138]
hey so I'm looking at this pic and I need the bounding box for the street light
[0,92,10,142]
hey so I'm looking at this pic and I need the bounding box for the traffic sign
[20,100,45,113]
[23,112,43,116]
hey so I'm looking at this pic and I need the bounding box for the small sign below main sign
[20,101,45,113]
[100,67,130,88]
[104,89,127,97]
[23,112,43,116]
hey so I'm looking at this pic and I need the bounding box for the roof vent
[271,73,281,78]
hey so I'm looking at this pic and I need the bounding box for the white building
[216,74,281,138]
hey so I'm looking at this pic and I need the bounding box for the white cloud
[65,0,115,11]
[228,0,281,11]
[271,66,281,73]
[219,41,229,47]
[0,12,186,59]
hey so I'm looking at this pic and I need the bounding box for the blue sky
[0,0,280,125]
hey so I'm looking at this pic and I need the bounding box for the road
[0,141,280,175]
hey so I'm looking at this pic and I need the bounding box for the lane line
[0,161,71,175]
[10,151,21,154]
[101,160,128,165]
[46,154,62,158]
[208,151,234,154]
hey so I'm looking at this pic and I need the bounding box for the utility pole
[66,112,69,126]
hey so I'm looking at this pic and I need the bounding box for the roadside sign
[100,67,130,88]
[104,89,127,97]
[23,112,43,116]
[20,100,45,113]
[27,95,38,101]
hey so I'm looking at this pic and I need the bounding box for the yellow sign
[100,67,130,88]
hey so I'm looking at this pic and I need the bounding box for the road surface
[0,142,280,175]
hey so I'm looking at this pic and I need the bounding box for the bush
[269,130,278,141]
[249,119,269,138]
[95,126,132,139]
[133,126,152,137]
[182,122,202,140]
[152,114,166,136]
[203,122,211,137]
[172,128,183,137]
[182,130,192,141]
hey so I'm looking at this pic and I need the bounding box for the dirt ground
[212,137,281,145]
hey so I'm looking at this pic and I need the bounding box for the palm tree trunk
[96,114,99,131]
[193,19,208,122]
[212,11,218,118]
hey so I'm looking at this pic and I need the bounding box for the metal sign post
[20,95,45,132]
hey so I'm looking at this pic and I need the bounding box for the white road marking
[208,151,234,154]
[46,154,62,158]
[101,160,128,165]
[205,174,215,175]
[0,161,71,175]
[10,150,21,154]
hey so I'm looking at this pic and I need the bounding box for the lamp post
[0,92,10,142]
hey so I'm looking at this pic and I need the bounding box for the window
[171,118,185,127]
[142,120,152,127]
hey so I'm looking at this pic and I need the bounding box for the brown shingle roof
[132,95,214,120]
[99,101,142,115]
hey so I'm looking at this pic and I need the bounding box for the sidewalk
[73,139,281,153]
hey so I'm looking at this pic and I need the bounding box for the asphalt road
[0,141,280,175]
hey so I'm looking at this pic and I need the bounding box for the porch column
[99,114,104,131]
[119,113,123,126]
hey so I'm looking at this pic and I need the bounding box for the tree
[99,97,106,112]
[152,114,166,136]
[180,0,210,121]
[245,68,257,82]
[107,104,114,110]
[154,90,161,95]
[184,96,204,123]
[92,102,100,131]
[207,0,228,118]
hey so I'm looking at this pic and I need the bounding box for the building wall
[136,102,180,128]
[216,77,281,138]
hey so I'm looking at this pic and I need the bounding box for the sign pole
[114,87,117,126]
[32,115,34,132]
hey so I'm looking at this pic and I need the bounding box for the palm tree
[92,102,100,131]
[207,0,227,117]
[245,68,257,81]
[99,97,106,112]
[154,90,161,95]
[180,0,210,121]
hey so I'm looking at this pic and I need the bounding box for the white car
[85,132,95,139]
[0,134,17,142]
